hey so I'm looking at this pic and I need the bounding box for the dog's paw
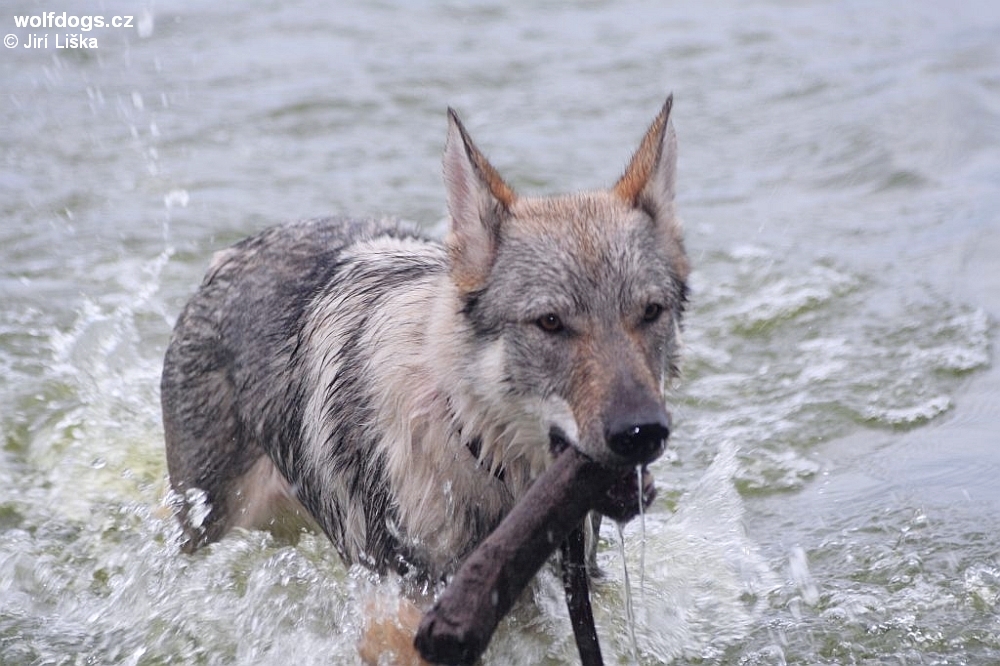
[358,594,431,666]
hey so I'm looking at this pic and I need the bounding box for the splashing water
[611,465,651,664]
[588,442,779,662]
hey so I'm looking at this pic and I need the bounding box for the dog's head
[443,99,688,517]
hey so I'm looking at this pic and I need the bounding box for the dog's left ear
[613,95,677,219]
[443,109,517,292]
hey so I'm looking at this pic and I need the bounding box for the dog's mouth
[549,429,657,523]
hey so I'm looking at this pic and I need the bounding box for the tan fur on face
[565,321,665,456]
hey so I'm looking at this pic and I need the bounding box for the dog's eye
[536,313,564,333]
[642,302,664,323]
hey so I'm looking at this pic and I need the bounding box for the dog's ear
[613,95,676,219]
[443,109,516,291]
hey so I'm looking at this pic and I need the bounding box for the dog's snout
[605,408,671,465]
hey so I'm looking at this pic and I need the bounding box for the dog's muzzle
[550,418,666,524]
[593,464,656,523]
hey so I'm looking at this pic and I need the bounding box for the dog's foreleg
[358,594,431,666]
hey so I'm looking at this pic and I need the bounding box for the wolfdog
[161,97,688,660]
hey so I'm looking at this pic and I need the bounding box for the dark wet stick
[561,523,604,666]
[413,446,620,665]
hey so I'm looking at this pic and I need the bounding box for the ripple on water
[679,247,992,494]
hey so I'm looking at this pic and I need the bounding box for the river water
[2,1,998,664]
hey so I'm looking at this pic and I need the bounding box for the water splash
[788,545,820,608]
[594,442,779,662]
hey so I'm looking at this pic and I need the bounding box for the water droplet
[788,546,819,606]
[164,189,189,209]
[617,522,639,662]
[137,11,154,38]
[637,465,647,601]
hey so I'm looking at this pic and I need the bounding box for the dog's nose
[606,410,671,465]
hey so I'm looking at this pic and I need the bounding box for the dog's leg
[162,330,255,551]
[359,594,431,666]
[160,285,273,552]
[227,453,319,542]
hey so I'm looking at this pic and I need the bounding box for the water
[616,520,640,664]
[2,0,999,663]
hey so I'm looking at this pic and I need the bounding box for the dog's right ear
[613,95,677,220]
[443,109,516,292]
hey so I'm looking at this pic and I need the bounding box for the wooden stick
[413,446,621,665]
[561,523,604,666]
